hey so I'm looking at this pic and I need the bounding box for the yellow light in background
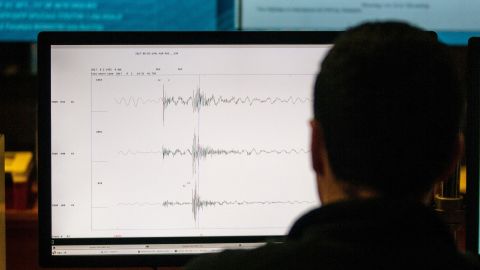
[5,151,33,184]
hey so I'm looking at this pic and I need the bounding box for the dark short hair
[314,22,463,198]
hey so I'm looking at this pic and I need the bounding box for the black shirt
[185,198,480,270]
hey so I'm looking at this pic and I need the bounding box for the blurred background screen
[0,0,235,41]
[240,0,480,45]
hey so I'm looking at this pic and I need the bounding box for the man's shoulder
[185,243,480,270]
[184,200,480,270]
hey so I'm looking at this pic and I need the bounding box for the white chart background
[50,45,331,238]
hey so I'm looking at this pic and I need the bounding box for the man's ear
[310,120,325,176]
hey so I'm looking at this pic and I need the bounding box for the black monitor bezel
[467,37,480,255]
[37,31,339,267]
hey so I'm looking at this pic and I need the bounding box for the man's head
[311,22,464,202]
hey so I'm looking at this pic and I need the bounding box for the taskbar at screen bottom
[52,242,266,256]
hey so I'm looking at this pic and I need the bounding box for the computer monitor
[38,31,337,267]
[0,1,224,41]
[240,0,480,45]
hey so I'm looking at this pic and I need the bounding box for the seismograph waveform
[120,132,309,174]
[118,186,315,222]
[160,93,309,110]
[114,87,310,109]
[113,85,311,124]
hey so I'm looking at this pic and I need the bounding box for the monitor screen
[38,32,336,267]
[240,0,480,45]
[0,0,237,41]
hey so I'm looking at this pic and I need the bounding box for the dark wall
[0,75,37,151]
